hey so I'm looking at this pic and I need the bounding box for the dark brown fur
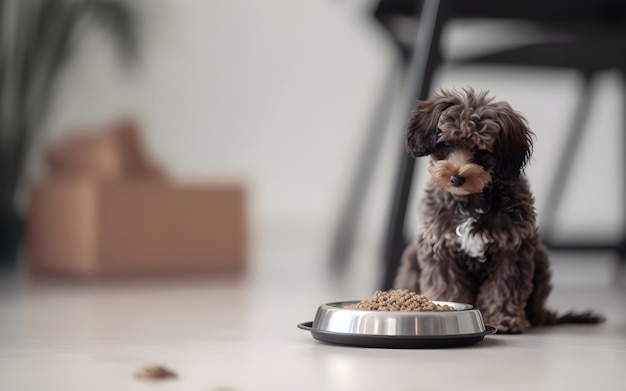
[394,88,603,333]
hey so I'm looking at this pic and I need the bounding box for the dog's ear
[406,92,458,157]
[493,103,534,180]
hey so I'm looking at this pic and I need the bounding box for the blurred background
[1,0,625,290]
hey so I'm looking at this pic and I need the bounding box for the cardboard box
[26,181,246,277]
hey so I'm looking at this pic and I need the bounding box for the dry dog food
[347,289,453,311]
[135,365,178,380]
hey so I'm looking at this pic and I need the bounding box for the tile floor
[1,222,625,391]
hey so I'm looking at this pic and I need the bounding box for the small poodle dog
[394,88,603,333]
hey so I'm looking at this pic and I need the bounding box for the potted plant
[0,0,138,266]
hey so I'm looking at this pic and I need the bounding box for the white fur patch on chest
[455,217,486,262]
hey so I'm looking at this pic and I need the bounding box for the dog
[394,88,603,333]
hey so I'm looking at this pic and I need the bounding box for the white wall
[30,0,396,227]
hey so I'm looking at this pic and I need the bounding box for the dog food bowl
[298,301,496,348]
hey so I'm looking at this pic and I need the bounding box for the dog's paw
[484,314,531,334]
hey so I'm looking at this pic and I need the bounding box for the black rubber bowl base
[298,322,496,349]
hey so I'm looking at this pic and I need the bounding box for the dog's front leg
[475,242,536,333]
[418,254,476,304]
[394,242,421,291]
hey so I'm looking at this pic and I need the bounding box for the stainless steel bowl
[312,300,487,336]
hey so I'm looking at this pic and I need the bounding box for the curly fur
[394,88,604,333]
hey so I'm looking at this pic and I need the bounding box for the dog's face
[406,88,533,196]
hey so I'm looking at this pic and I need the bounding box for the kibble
[346,289,453,311]
[135,365,178,380]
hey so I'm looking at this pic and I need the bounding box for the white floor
[1,222,625,391]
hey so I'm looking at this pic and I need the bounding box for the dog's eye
[474,149,494,168]
[438,141,451,149]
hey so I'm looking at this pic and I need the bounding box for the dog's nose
[449,175,465,187]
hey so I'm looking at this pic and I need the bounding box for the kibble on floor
[134,365,178,380]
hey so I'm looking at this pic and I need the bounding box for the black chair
[330,0,626,288]
[380,0,626,289]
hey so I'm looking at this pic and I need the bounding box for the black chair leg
[540,72,593,240]
[540,71,626,284]
[381,0,448,290]
[619,71,626,280]
[329,71,400,274]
